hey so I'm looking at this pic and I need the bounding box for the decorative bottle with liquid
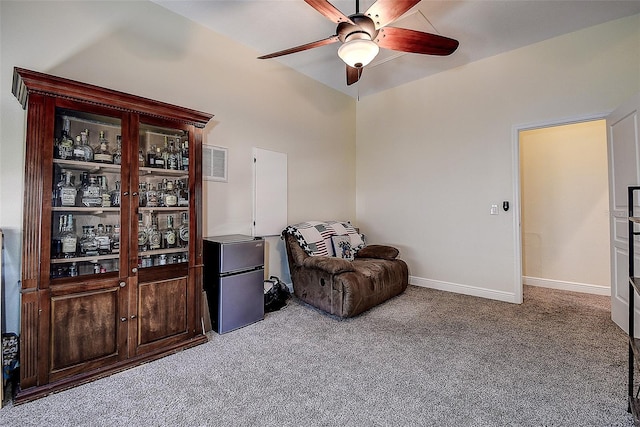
[58,170,77,207]
[163,180,178,207]
[137,213,148,252]
[113,135,122,165]
[51,215,65,258]
[93,131,113,163]
[147,214,162,251]
[100,176,111,207]
[80,176,102,207]
[110,181,121,207]
[56,118,74,160]
[178,212,189,248]
[163,215,177,249]
[181,139,189,171]
[79,226,99,257]
[61,214,77,258]
[111,223,121,253]
[95,224,111,255]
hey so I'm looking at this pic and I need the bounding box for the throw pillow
[332,235,355,261]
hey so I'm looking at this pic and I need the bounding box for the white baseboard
[523,276,610,296]
[409,276,520,303]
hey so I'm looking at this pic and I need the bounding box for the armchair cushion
[302,255,355,274]
[331,235,355,260]
[355,245,399,260]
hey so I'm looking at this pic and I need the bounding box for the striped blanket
[283,221,365,257]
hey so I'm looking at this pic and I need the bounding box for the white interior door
[608,93,640,334]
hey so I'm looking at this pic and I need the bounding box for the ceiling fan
[258,0,459,86]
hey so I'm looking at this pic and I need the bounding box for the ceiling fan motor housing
[337,14,379,43]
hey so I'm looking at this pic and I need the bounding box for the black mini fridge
[203,235,265,334]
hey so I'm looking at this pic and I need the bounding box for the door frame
[511,112,611,303]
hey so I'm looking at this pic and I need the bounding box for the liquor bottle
[81,176,102,207]
[51,215,65,258]
[181,139,189,171]
[147,214,162,250]
[58,170,78,207]
[75,172,88,206]
[163,179,178,207]
[113,135,122,165]
[177,179,189,207]
[138,182,147,207]
[167,140,178,170]
[69,262,78,277]
[137,213,148,252]
[79,226,99,257]
[61,214,77,258]
[94,131,113,163]
[146,182,159,208]
[163,215,177,249]
[154,146,165,169]
[175,137,183,170]
[72,135,85,161]
[105,225,114,253]
[52,170,64,207]
[178,212,189,248]
[80,129,94,161]
[99,176,111,207]
[138,148,146,167]
[161,136,170,169]
[156,180,165,207]
[95,224,111,255]
[110,181,121,207]
[146,144,156,168]
[111,223,120,253]
[57,118,74,160]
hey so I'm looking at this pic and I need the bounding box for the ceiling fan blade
[304,0,355,25]
[375,27,459,56]
[258,35,339,59]
[346,65,362,86]
[365,0,421,29]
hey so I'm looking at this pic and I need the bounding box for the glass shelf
[52,207,120,214]
[139,206,188,213]
[139,167,187,178]
[50,253,119,264]
[53,158,121,173]
[138,248,188,257]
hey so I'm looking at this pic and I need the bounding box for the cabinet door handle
[131,267,138,273]
[120,317,127,322]
[132,192,138,196]
[130,315,137,319]
[122,191,129,196]
[119,282,126,288]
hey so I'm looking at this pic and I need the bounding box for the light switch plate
[490,204,498,215]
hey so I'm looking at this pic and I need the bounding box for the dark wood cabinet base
[14,334,208,404]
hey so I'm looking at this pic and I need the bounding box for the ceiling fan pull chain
[356,0,360,14]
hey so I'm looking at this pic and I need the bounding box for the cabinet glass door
[136,122,190,269]
[50,108,123,279]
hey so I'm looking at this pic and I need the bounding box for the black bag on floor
[264,276,290,313]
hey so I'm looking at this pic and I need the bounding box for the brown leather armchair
[283,229,408,318]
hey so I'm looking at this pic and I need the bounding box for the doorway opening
[516,119,610,302]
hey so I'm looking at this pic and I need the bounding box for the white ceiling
[153,0,640,98]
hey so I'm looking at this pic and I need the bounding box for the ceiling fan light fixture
[337,38,379,68]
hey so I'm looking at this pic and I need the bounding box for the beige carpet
[0,285,633,426]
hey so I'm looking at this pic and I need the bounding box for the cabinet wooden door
[48,278,128,383]
[132,265,192,356]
